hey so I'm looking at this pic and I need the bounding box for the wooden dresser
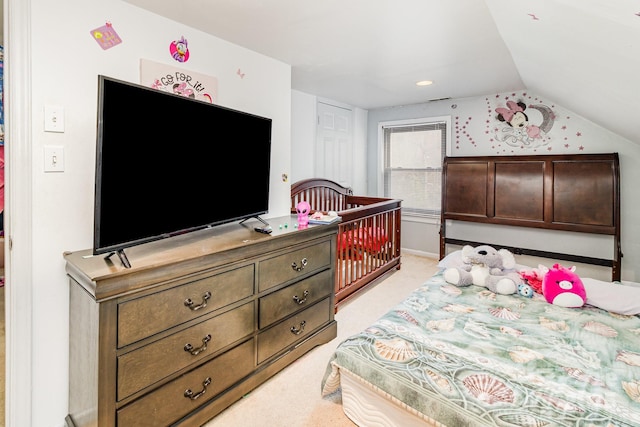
[64,216,338,426]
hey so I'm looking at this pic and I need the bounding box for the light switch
[44,145,64,172]
[44,105,65,132]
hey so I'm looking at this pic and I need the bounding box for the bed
[291,178,402,311]
[439,153,621,281]
[321,153,639,426]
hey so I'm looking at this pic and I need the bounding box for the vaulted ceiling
[124,0,640,145]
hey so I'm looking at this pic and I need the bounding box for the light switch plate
[44,145,64,172]
[44,105,65,133]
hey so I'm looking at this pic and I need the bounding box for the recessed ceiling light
[416,80,433,87]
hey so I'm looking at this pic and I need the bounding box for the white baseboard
[400,248,438,259]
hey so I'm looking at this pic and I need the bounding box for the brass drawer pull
[291,258,308,272]
[293,290,309,305]
[184,291,212,311]
[184,377,212,400]
[184,334,212,356]
[290,320,306,335]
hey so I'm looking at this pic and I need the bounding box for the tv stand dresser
[64,216,338,426]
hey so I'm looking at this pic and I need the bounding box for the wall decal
[237,68,246,79]
[528,13,540,20]
[169,36,190,63]
[454,115,477,150]
[90,22,122,50]
[494,100,555,149]
[140,59,218,104]
[453,92,587,155]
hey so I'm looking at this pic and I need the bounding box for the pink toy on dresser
[296,201,311,227]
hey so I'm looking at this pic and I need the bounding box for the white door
[315,101,353,188]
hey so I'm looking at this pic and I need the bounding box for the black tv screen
[93,75,272,260]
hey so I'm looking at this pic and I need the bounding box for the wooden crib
[291,178,402,311]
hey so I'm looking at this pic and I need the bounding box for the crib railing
[334,199,402,309]
[291,179,402,312]
[291,178,353,212]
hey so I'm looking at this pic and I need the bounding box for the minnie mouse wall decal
[495,100,556,148]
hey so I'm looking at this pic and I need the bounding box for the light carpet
[204,253,439,427]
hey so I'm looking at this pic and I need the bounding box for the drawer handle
[184,334,211,356]
[292,290,309,305]
[184,377,212,401]
[184,291,212,311]
[291,258,308,272]
[290,320,306,335]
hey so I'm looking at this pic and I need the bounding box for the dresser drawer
[117,338,255,427]
[259,269,333,329]
[257,297,331,364]
[117,302,254,401]
[258,240,331,292]
[118,264,254,347]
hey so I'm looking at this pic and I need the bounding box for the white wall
[352,107,368,195]
[12,0,291,424]
[290,90,316,183]
[290,90,368,195]
[367,93,640,281]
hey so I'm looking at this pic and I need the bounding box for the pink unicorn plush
[541,263,587,308]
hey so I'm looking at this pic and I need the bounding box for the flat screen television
[93,75,273,267]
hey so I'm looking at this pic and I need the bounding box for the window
[382,118,449,218]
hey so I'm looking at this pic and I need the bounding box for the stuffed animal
[541,263,587,308]
[443,245,523,295]
[517,283,534,298]
[519,265,545,294]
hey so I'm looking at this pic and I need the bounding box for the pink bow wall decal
[496,100,524,122]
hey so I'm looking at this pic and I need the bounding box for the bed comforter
[322,271,640,426]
